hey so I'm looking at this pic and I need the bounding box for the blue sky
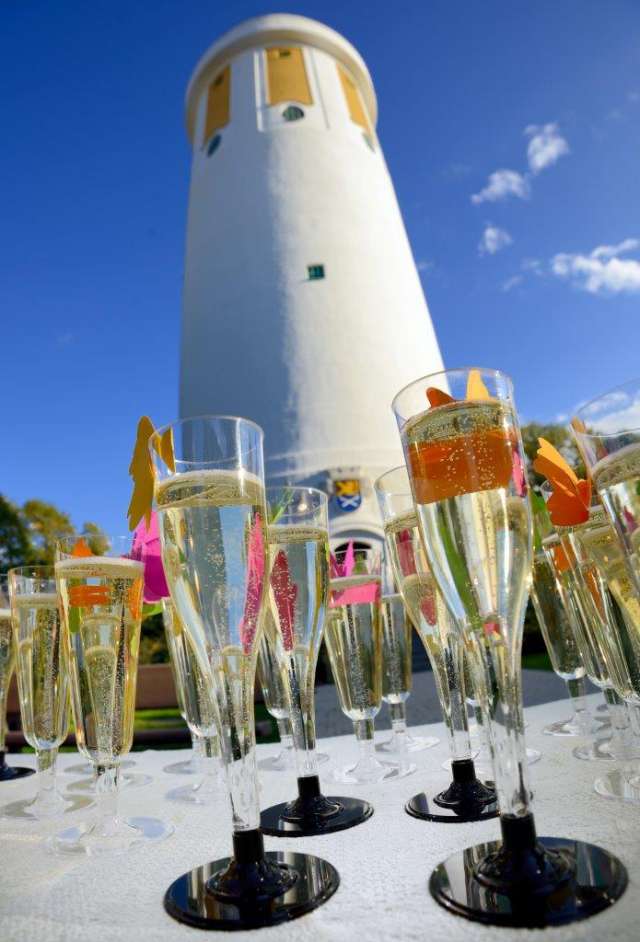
[2,0,640,534]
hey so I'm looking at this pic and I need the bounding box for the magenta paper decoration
[329,540,379,606]
[131,511,170,603]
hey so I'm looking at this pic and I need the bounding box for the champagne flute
[532,545,599,738]
[152,416,339,930]
[257,630,329,772]
[325,546,414,784]
[540,530,616,760]
[393,368,627,928]
[375,466,497,822]
[260,487,373,835]
[377,587,439,756]
[257,631,295,770]
[163,603,208,775]
[558,507,640,799]
[3,567,77,819]
[51,536,173,853]
[163,599,221,803]
[0,575,34,783]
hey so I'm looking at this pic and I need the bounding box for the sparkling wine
[592,443,640,587]
[578,512,640,703]
[265,523,328,757]
[531,550,586,682]
[402,399,531,816]
[380,593,412,705]
[555,512,628,694]
[325,575,382,721]
[541,534,607,687]
[385,511,470,745]
[13,593,69,751]
[257,621,289,722]
[163,600,217,737]
[156,469,267,830]
[0,609,15,737]
[55,558,143,764]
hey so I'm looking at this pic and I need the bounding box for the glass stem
[389,702,410,769]
[94,764,121,837]
[35,747,58,809]
[200,735,220,796]
[566,676,592,734]
[0,694,7,753]
[191,731,205,772]
[470,637,531,818]
[438,636,474,762]
[354,718,377,773]
[286,660,319,780]
[276,717,293,754]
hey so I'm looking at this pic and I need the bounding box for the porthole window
[282,105,304,122]
[307,264,325,281]
[207,134,222,157]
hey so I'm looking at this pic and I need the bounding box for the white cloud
[521,257,542,274]
[577,390,640,434]
[551,239,640,295]
[591,239,639,260]
[479,224,512,256]
[471,169,530,204]
[524,123,569,174]
[416,259,434,272]
[502,274,523,292]
[56,331,75,346]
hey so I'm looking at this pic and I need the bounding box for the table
[0,695,635,942]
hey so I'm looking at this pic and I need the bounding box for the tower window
[308,264,325,281]
[337,64,371,133]
[207,134,222,157]
[203,66,230,145]
[266,47,312,106]
[282,105,304,122]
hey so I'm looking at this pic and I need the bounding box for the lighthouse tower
[181,14,444,551]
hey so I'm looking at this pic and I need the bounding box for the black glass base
[0,752,35,783]
[260,774,373,837]
[429,815,627,928]
[164,843,340,930]
[406,759,498,823]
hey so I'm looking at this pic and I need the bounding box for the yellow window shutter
[203,66,230,143]
[266,47,312,106]
[338,65,370,132]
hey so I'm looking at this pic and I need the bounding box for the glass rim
[265,484,327,502]
[8,564,55,578]
[573,376,640,438]
[373,465,410,496]
[151,413,264,446]
[55,535,133,555]
[391,365,513,413]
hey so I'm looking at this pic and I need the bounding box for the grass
[522,652,553,671]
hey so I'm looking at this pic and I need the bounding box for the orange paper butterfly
[426,369,492,408]
[532,438,591,526]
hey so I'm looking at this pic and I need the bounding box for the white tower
[181,14,444,550]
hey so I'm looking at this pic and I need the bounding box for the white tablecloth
[0,695,636,942]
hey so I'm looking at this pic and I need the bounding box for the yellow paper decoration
[466,369,492,400]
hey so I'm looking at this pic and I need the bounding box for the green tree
[520,422,586,488]
[81,522,110,556]
[21,500,75,565]
[0,495,31,570]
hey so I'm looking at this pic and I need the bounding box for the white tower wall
[181,14,444,546]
